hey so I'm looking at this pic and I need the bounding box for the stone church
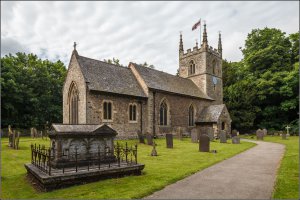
[62,24,231,138]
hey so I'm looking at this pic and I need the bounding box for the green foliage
[1,137,255,199]
[224,28,299,131]
[1,53,67,129]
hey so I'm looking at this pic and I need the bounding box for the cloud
[1,1,299,74]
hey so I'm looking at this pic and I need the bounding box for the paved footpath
[145,139,285,199]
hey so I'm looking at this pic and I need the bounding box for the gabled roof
[76,55,147,98]
[198,104,226,122]
[131,63,212,100]
[50,124,117,136]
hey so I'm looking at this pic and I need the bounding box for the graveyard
[1,136,255,199]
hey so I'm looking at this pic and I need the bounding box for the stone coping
[25,162,145,191]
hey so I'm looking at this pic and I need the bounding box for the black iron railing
[30,142,138,176]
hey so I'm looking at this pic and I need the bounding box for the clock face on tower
[212,76,218,85]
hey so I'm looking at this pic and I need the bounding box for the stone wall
[149,90,213,136]
[62,53,87,124]
[86,91,147,137]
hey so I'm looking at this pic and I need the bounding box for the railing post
[125,142,128,163]
[135,144,138,164]
[48,148,51,176]
[31,144,33,164]
[98,146,101,170]
[75,147,78,172]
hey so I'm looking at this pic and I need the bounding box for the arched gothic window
[212,60,217,75]
[188,105,195,126]
[160,100,168,126]
[68,82,79,124]
[189,60,195,75]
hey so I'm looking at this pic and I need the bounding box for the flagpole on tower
[200,18,202,47]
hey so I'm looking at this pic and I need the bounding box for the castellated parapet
[180,45,221,59]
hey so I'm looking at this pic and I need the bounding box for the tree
[1,52,67,129]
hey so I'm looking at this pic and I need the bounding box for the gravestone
[274,132,279,136]
[219,131,227,143]
[15,131,20,149]
[208,132,214,141]
[151,141,158,156]
[231,129,238,137]
[137,131,145,144]
[262,128,268,136]
[191,128,198,143]
[232,136,240,144]
[256,129,264,140]
[166,134,173,148]
[199,134,210,152]
[8,125,13,147]
[282,133,287,140]
[177,127,183,140]
[146,133,153,145]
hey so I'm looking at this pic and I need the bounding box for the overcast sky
[1,1,299,74]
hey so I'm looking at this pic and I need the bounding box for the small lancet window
[189,60,195,75]
[188,105,195,126]
[129,104,137,121]
[103,101,112,120]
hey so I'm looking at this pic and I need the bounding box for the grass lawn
[1,136,255,199]
[240,135,299,199]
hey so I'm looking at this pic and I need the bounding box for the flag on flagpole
[192,19,201,31]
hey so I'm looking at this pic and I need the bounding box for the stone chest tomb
[49,124,116,168]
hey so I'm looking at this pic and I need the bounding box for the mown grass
[240,135,299,199]
[1,137,255,199]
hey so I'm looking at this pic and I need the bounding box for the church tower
[178,23,223,104]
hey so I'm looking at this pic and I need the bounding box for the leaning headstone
[151,141,157,156]
[166,134,173,148]
[8,125,13,147]
[256,129,264,140]
[219,131,227,143]
[232,136,240,144]
[191,128,198,143]
[199,134,210,152]
[146,133,153,145]
[282,133,287,140]
[231,129,238,137]
[262,128,268,136]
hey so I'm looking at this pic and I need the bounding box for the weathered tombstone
[199,134,210,152]
[232,136,240,144]
[262,128,268,136]
[146,133,153,145]
[15,132,20,149]
[8,125,13,147]
[231,129,238,137]
[137,131,145,144]
[208,131,214,141]
[12,130,16,148]
[177,127,183,140]
[256,129,264,140]
[191,128,198,143]
[274,132,279,136]
[219,130,227,143]
[166,134,173,148]
[282,133,287,140]
[151,141,158,156]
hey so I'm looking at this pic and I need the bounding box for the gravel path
[145,139,285,199]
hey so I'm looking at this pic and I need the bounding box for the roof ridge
[132,62,191,81]
[78,55,129,69]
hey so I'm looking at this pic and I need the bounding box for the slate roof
[76,55,147,98]
[131,63,212,99]
[198,104,225,122]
